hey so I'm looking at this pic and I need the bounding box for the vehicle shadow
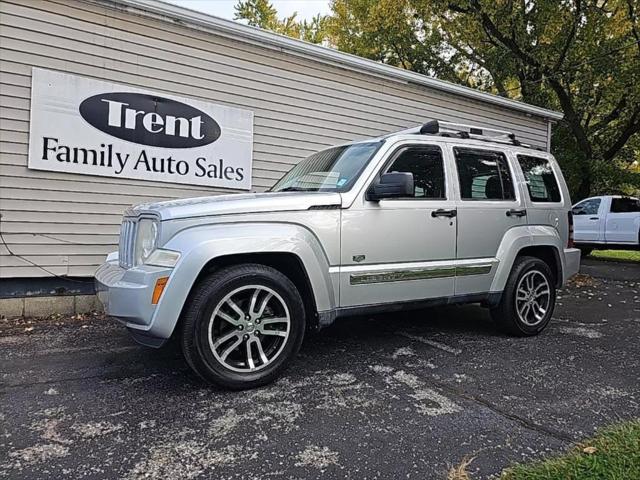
[316,303,498,342]
[126,304,501,391]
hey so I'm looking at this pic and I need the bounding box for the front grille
[119,218,137,269]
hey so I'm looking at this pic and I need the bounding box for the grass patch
[501,420,640,480]
[590,250,640,263]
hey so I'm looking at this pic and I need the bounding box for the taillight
[567,210,574,248]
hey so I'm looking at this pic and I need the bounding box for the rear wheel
[181,264,305,389]
[491,256,556,336]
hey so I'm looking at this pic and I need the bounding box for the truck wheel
[491,256,556,336]
[180,263,305,389]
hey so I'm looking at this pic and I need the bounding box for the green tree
[328,0,455,77]
[300,14,331,44]
[421,0,640,198]
[234,0,300,37]
[234,0,330,41]
[234,0,277,28]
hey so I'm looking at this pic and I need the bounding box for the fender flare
[147,222,336,339]
[490,225,565,293]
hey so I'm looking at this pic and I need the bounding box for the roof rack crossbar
[385,120,546,150]
[381,119,535,148]
[431,120,515,139]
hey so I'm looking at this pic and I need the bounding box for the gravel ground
[1,260,638,479]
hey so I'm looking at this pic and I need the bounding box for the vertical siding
[0,0,550,278]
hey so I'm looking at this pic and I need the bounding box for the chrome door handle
[431,209,457,218]
[589,217,599,220]
[506,209,527,217]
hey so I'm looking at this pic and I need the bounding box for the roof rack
[389,119,545,151]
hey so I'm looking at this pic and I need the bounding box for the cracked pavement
[1,259,639,479]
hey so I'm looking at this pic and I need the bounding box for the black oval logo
[79,92,221,148]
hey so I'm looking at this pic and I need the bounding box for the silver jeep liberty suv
[96,120,581,389]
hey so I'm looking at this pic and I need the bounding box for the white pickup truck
[572,195,640,254]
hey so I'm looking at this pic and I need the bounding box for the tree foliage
[234,0,640,198]
[329,0,456,77]
[422,0,640,198]
[234,0,330,43]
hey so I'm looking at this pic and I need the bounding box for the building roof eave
[107,0,565,121]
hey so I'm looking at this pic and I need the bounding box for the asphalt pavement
[1,259,638,479]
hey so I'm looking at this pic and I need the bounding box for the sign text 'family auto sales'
[28,68,254,190]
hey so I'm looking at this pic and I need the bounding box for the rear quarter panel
[486,150,574,291]
[510,150,572,245]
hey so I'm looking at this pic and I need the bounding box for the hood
[127,191,343,220]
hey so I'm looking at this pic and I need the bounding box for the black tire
[180,263,305,389]
[490,256,556,336]
[579,247,593,257]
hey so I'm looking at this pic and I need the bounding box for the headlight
[134,219,158,266]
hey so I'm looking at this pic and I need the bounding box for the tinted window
[454,148,515,200]
[611,198,640,213]
[518,155,561,202]
[573,198,601,215]
[385,146,446,199]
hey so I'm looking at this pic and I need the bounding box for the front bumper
[563,247,581,284]
[95,259,173,347]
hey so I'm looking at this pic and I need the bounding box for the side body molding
[147,223,336,339]
[490,225,565,293]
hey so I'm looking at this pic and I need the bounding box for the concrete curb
[0,295,103,319]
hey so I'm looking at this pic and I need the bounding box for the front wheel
[491,256,556,336]
[180,264,306,389]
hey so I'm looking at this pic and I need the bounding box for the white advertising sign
[28,68,254,190]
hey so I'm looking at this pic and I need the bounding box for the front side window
[271,142,382,193]
[454,148,515,200]
[573,198,601,215]
[610,197,640,213]
[385,146,446,199]
[518,155,561,202]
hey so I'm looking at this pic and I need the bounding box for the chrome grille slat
[125,222,129,266]
[127,220,136,267]
[119,218,137,269]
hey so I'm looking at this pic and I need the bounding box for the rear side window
[611,198,640,213]
[573,198,601,215]
[518,155,561,202]
[386,146,446,199]
[454,148,515,200]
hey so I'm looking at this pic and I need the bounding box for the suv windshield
[271,141,382,193]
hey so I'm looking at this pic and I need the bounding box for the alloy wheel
[208,285,290,373]
[515,270,551,326]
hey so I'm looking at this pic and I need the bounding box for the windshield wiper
[276,186,317,192]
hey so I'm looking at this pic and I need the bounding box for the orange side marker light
[152,277,169,304]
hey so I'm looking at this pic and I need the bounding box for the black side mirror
[367,172,414,201]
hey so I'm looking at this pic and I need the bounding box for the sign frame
[28,68,254,190]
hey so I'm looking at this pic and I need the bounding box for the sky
[164,0,331,22]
